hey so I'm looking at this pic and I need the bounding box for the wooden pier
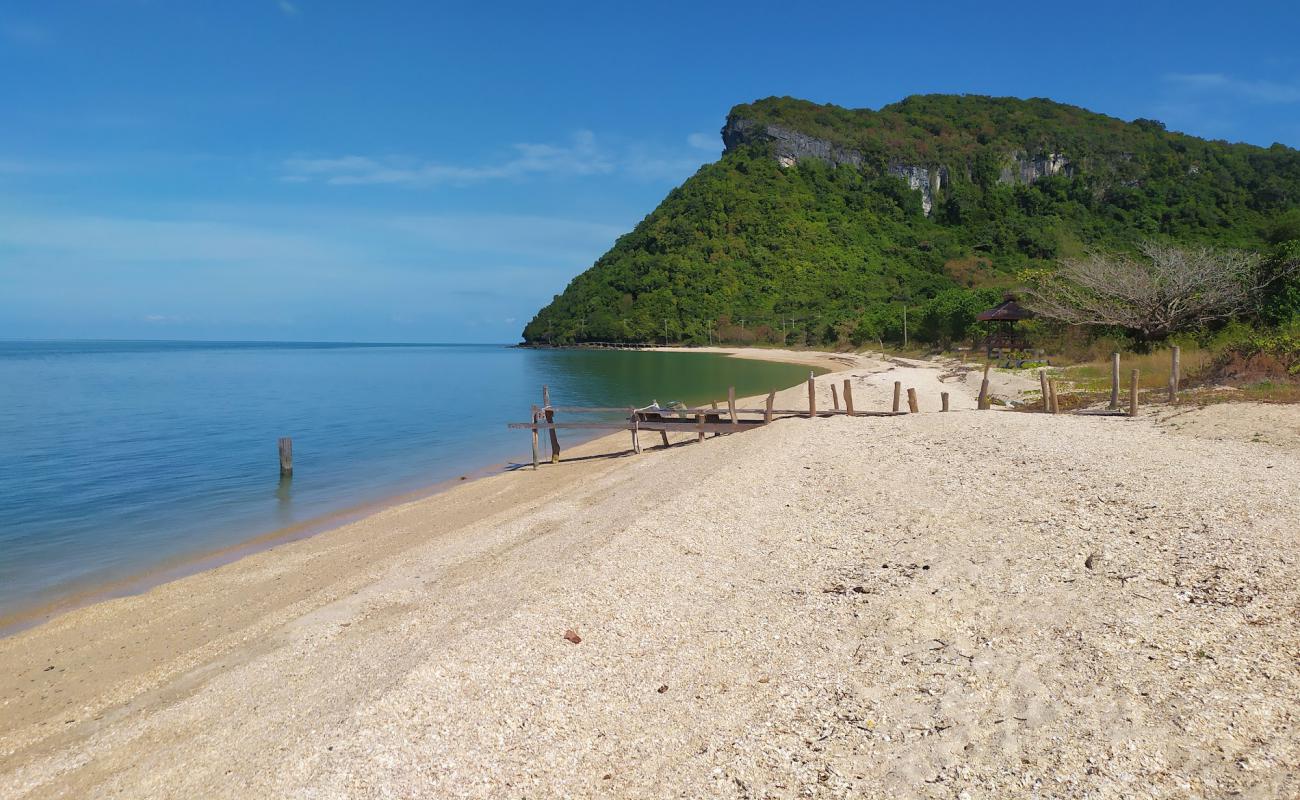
[509,376,904,469]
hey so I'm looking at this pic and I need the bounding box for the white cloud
[1165,72,1300,104]
[282,131,614,186]
[687,132,718,151]
[278,0,300,16]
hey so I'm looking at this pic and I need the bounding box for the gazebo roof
[977,299,1033,322]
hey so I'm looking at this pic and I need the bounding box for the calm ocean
[0,341,810,618]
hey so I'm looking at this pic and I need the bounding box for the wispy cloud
[0,213,347,264]
[687,132,718,151]
[282,131,614,186]
[2,21,50,47]
[282,129,719,187]
[1164,72,1300,104]
[387,213,626,261]
[277,1,300,16]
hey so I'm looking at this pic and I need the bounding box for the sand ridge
[1,352,1298,798]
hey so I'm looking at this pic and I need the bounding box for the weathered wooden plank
[728,386,738,426]
[941,392,949,412]
[1170,346,1181,401]
[764,391,775,424]
[807,375,817,418]
[831,384,840,411]
[530,408,539,469]
[543,386,560,463]
[1129,369,1140,417]
[892,381,901,413]
[842,380,854,416]
[1109,352,1120,410]
[906,387,919,413]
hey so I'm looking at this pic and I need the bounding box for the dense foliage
[523,94,1300,346]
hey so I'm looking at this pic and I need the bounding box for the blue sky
[2,0,1298,343]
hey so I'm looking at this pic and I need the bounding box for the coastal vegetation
[523,94,1300,352]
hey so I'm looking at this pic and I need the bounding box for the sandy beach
[2,349,1298,798]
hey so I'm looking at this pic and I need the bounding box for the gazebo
[977,297,1033,359]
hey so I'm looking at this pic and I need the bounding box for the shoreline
[3,351,1298,796]
[0,346,841,639]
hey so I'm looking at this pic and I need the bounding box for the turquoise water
[0,341,811,617]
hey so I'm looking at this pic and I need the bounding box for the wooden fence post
[728,386,738,426]
[843,380,855,416]
[892,381,901,413]
[1109,352,1120,410]
[530,408,539,470]
[764,391,775,424]
[696,413,705,442]
[1129,369,1140,417]
[1048,378,1060,414]
[831,383,840,411]
[629,407,641,453]
[977,363,991,410]
[278,437,293,477]
[941,392,950,412]
[1039,369,1050,413]
[906,387,919,413]
[543,386,561,463]
[1170,346,1181,402]
[808,373,817,418]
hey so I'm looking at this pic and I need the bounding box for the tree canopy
[523,94,1300,347]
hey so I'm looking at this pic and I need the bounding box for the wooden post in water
[543,386,561,463]
[530,408,540,470]
[907,387,919,413]
[843,380,855,416]
[1048,378,1060,414]
[1129,370,1140,417]
[892,381,902,413]
[1039,369,1050,413]
[764,391,775,424]
[831,383,840,411]
[278,437,293,477]
[1109,352,1121,410]
[807,373,817,418]
[728,386,738,426]
[1169,346,1181,402]
[941,392,950,412]
[977,363,991,410]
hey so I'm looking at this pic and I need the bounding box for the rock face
[887,163,947,216]
[723,113,1072,215]
[1000,152,1073,185]
[723,117,865,170]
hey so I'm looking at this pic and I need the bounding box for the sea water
[0,341,811,618]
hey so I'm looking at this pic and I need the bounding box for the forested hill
[522,94,1300,347]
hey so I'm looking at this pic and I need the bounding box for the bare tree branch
[1021,242,1294,339]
